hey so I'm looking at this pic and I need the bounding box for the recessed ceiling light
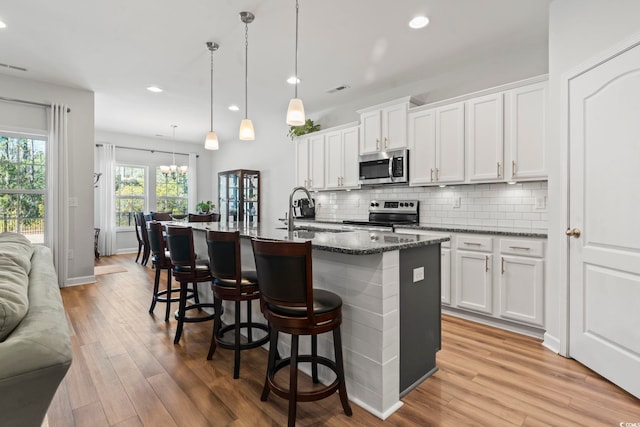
[0,20,7,29]
[287,76,301,85]
[146,86,163,93]
[409,16,429,29]
[228,105,240,112]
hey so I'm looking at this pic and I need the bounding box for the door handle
[566,228,581,238]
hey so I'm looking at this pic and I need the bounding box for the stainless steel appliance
[358,148,408,185]
[342,199,419,231]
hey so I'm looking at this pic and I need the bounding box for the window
[0,133,47,243]
[156,168,188,214]
[115,165,145,227]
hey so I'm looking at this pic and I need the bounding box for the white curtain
[46,104,69,287]
[97,144,117,255]
[188,152,197,213]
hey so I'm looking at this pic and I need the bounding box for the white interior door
[568,42,640,398]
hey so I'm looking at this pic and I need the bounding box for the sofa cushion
[0,232,34,341]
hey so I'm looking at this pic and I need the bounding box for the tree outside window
[0,134,47,243]
[156,168,188,214]
[115,165,145,227]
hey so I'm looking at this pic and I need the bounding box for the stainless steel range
[342,200,419,231]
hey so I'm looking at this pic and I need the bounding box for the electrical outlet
[453,197,461,209]
[413,266,425,282]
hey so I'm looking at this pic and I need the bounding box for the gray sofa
[0,232,72,427]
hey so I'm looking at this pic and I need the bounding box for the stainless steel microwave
[359,149,408,185]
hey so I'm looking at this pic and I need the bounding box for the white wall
[95,130,215,254]
[0,73,95,284]
[546,0,640,352]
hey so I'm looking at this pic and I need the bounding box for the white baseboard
[349,398,403,420]
[64,275,96,287]
[442,306,545,340]
[543,332,561,354]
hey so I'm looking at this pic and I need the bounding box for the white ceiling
[0,0,550,144]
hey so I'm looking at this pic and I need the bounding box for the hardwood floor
[47,254,640,426]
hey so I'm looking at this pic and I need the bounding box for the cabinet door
[296,138,310,188]
[360,110,381,154]
[467,93,504,182]
[408,109,437,185]
[436,102,466,183]
[309,134,325,190]
[341,127,360,188]
[441,248,452,305]
[499,255,544,326]
[325,131,342,189]
[383,103,407,151]
[455,250,492,314]
[506,82,547,180]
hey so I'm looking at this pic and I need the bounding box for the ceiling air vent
[0,63,27,72]
[326,84,350,94]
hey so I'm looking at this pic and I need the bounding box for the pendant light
[204,41,220,150]
[239,11,255,140]
[286,0,305,126]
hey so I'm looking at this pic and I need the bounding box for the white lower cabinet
[395,228,546,332]
[498,239,545,326]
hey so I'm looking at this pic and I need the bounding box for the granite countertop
[175,221,448,255]
[294,219,547,238]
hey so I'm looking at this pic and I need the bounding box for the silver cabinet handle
[509,246,531,251]
[512,160,516,178]
[501,256,505,274]
[384,137,388,148]
[485,255,489,272]
[463,242,482,246]
[436,168,440,181]
[497,162,501,178]
[376,138,380,150]
[430,168,434,182]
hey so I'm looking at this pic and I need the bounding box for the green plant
[287,118,320,140]
[196,200,215,213]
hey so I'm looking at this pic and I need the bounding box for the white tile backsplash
[314,181,548,232]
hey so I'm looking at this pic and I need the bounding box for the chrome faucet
[288,186,314,232]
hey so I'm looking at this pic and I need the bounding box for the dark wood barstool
[147,221,194,321]
[166,225,216,345]
[188,213,221,222]
[206,230,269,379]
[251,238,352,427]
[133,213,144,263]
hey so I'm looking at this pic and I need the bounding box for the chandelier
[160,125,188,180]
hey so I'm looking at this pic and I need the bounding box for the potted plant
[196,200,215,214]
[287,118,320,140]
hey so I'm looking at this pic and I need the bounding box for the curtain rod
[95,143,199,158]
[0,96,71,113]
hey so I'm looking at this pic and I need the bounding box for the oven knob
[409,202,414,207]
[374,202,379,207]
[370,202,375,207]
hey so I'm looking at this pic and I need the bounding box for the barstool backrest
[136,212,150,247]
[133,212,143,244]
[166,226,196,271]
[148,221,170,265]
[189,213,219,222]
[251,239,313,320]
[206,230,241,283]
[151,211,172,221]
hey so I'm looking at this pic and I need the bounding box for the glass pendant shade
[286,98,306,126]
[205,131,219,150]
[239,119,255,140]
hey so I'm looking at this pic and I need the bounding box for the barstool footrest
[267,354,341,402]
[215,322,270,350]
[174,303,216,323]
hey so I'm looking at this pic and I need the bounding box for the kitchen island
[180,221,447,419]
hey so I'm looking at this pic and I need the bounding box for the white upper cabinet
[295,133,325,190]
[467,93,504,182]
[409,102,465,185]
[435,102,466,184]
[408,108,437,185]
[504,81,547,181]
[325,125,360,190]
[358,98,418,155]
